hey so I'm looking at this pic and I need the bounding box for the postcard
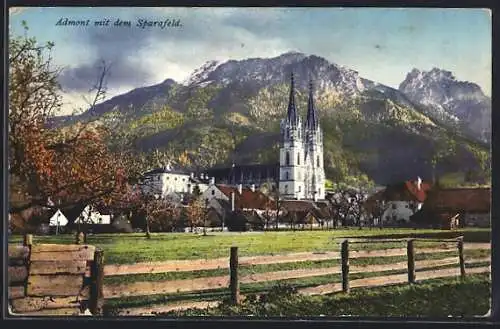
[7,6,492,319]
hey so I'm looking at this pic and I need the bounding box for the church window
[318,188,321,195]
[317,155,320,167]
[211,190,215,196]
[285,185,289,194]
[297,153,300,165]
[286,172,289,180]
[299,186,301,192]
[286,152,290,166]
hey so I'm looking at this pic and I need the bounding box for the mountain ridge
[49,52,491,186]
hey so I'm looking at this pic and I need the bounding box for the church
[279,73,326,201]
[203,73,326,201]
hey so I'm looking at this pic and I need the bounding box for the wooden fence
[7,235,491,316]
[101,237,491,315]
[8,234,104,316]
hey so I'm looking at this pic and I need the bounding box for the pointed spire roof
[286,72,299,125]
[306,79,319,130]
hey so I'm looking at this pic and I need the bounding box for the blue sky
[9,7,491,115]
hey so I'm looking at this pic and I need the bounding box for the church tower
[279,73,306,199]
[304,80,325,200]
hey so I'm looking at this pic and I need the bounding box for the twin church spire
[280,72,325,201]
[286,72,319,131]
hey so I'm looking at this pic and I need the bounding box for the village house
[47,209,69,234]
[200,183,275,229]
[410,187,491,229]
[279,200,329,229]
[140,164,214,199]
[74,205,112,225]
[364,177,432,226]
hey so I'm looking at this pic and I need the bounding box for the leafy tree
[186,198,207,234]
[9,25,127,219]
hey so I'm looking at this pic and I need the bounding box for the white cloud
[9,7,27,16]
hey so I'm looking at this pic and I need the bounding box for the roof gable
[215,185,273,210]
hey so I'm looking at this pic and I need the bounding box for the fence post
[457,236,466,279]
[230,246,240,305]
[407,239,416,284]
[23,234,33,297]
[76,231,85,245]
[89,248,104,315]
[23,234,33,247]
[341,239,350,293]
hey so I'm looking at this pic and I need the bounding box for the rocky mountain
[399,68,491,143]
[51,52,490,186]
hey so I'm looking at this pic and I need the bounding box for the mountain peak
[399,67,490,142]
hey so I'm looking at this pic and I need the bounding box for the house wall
[74,206,112,225]
[382,201,419,224]
[201,186,230,203]
[48,210,69,226]
[141,172,191,197]
[464,212,490,227]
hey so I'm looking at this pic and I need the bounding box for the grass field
[160,273,491,317]
[8,228,491,264]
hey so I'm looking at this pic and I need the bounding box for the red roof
[404,180,432,202]
[366,179,432,203]
[216,185,273,210]
[280,200,316,212]
[423,187,490,213]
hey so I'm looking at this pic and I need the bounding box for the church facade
[279,73,326,201]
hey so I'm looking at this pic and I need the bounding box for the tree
[9,24,127,221]
[145,198,179,234]
[185,198,206,233]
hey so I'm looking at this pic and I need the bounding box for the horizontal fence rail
[103,243,490,277]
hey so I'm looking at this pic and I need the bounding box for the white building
[141,164,213,199]
[74,205,112,225]
[365,178,431,226]
[279,73,325,201]
[48,209,69,227]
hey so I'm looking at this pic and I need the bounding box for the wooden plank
[30,244,96,262]
[466,266,490,274]
[27,274,84,297]
[8,266,29,284]
[299,265,490,296]
[11,296,82,313]
[104,275,230,299]
[415,257,458,270]
[15,307,83,316]
[466,257,491,265]
[31,244,96,253]
[29,260,88,275]
[104,247,469,277]
[9,286,25,299]
[8,245,30,262]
